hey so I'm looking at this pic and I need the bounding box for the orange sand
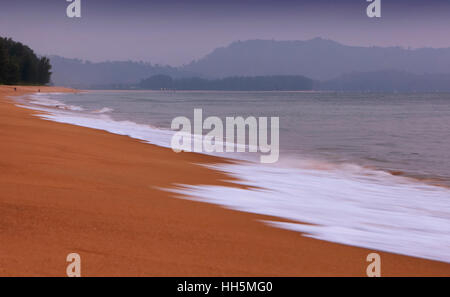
[0,85,449,276]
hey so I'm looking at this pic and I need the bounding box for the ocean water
[16,91,450,263]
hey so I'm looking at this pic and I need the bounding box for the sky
[0,0,449,66]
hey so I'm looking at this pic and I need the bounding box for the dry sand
[0,85,449,276]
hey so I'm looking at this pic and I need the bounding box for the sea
[15,90,450,263]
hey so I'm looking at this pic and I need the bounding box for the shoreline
[1,85,449,276]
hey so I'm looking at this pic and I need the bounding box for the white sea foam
[19,104,175,148]
[93,107,114,114]
[28,93,84,111]
[169,163,450,263]
[17,93,450,263]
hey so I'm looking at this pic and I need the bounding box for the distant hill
[139,74,313,91]
[49,56,193,88]
[320,70,450,92]
[48,38,450,91]
[183,38,450,80]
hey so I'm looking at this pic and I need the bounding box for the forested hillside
[0,37,51,85]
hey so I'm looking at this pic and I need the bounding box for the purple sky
[1,0,449,65]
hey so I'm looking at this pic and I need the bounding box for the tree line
[139,74,314,91]
[0,37,52,85]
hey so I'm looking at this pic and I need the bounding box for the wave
[19,103,175,149]
[16,92,450,263]
[92,107,114,114]
[27,93,84,111]
[169,163,450,263]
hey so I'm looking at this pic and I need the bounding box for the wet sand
[0,85,449,276]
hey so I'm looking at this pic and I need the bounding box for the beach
[0,85,449,277]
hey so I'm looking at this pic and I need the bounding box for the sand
[0,85,449,276]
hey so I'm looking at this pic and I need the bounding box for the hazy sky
[1,0,449,65]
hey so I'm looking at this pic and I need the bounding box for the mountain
[183,38,450,80]
[49,56,193,88]
[48,38,450,90]
[319,70,450,92]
